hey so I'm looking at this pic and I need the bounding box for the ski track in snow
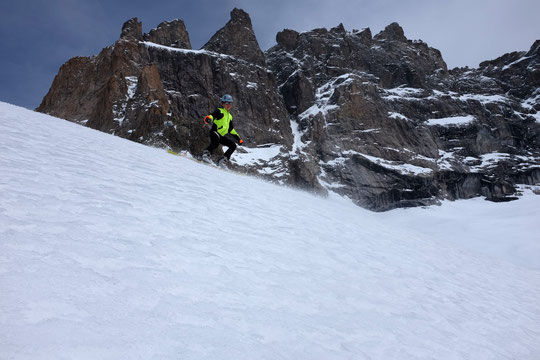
[1,102,540,359]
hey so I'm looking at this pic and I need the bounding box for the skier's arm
[228,121,242,143]
[208,109,224,121]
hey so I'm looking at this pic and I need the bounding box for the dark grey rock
[374,22,407,43]
[276,29,299,51]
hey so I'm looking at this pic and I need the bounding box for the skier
[201,94,244,166]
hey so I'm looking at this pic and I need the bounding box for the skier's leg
[220,136,237,159]
[206,131,221,153]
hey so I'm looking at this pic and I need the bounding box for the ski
[167,149,237,172]
[167,149,214,165]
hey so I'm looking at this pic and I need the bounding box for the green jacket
[208,107,240,138]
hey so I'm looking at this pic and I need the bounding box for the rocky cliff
[37,8,540,211]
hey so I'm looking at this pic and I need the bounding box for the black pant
[206,130,237,159]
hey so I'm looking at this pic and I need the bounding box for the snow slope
[1,101,540,359]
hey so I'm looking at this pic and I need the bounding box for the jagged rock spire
[526,40,540,57]
[276,29,299,51]
[120,18,143,41]
[330,23,346,34]
[145,19,192,49]
[351,28,373,45]
[374,22,407,42]
[202,8,265,66]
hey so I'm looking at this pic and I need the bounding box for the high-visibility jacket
[208,107,240,139]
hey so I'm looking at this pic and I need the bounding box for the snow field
[1,102,540,359]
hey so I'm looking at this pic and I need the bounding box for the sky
[1,0,539,110]
[2,101,540,358]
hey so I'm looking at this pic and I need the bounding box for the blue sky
[1,0,539,109]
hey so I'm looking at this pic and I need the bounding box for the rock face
[38,9,292,162]
[266,22,539,209]
[144,19,191,49]
[37,9,540,211]
[120,18,143,41]
[202,8,266,66]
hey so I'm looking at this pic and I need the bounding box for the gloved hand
[203,115,213,128]
[238,139,244,145]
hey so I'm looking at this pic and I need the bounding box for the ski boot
[217,156,228,168]
[201,150,212,163]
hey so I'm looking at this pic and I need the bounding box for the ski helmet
[220,94,233,103]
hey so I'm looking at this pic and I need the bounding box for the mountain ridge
[37,8,540,211]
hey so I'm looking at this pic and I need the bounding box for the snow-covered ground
[1,101,539,359]
[379,191,540,271]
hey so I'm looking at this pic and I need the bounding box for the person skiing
[201,94,243,166]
